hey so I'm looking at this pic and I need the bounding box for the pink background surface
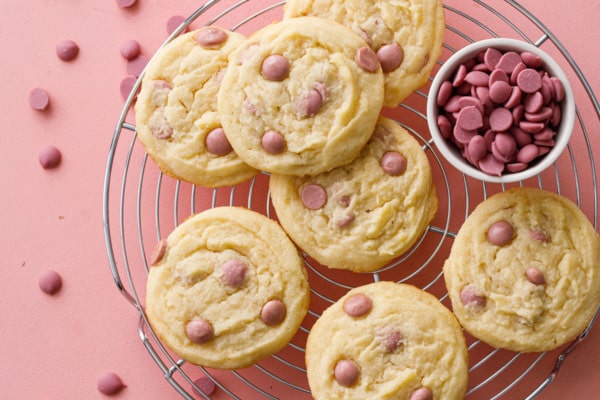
[1,0,598,399]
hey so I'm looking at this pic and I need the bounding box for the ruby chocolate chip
[191,375,216,396]
[381,151,407,176]
[343,293,372,317]
[186,319,214,344]
[376,43,403,73]
[119,39,141,60]
[334,359,360,387]
[261,54,290,81]
[487,220,514,246]
[96,372,126,396]
[38,270,62,295]
[526,267,546,285]
[355,46,380,72]
[435,46,567,176]
[39,145,62,169]
[195,27,228,48]
[261,130,286,154]
[220,258,248,288]
[205,127,233,156]
[261,299,286,325]
[410,387,434,400]
[301,183,327,210]
[55,39,79,61]
[29,88,50,111]
[460,284,486,309]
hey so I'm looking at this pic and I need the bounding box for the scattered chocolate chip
[38,145,62,169]
[38,270,62,295]
[29,88,50,111]
[96,372,126,396]
[55,39,79,61]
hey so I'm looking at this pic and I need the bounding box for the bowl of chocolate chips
[427,38,574,183]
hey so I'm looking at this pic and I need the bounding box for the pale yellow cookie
[284,0,445,106]
[306,281,469,400]
[269,117,437,272]
[135,27,259,187]
[443,187,600,352]
[145,207,310,369]
[217,16,385,176]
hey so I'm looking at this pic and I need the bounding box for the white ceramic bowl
[427,38,575,183]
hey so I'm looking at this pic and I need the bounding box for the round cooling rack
[103,1,600,399]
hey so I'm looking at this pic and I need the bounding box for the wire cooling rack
[103,0,600,398]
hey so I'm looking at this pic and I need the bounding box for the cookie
[306,281,469,399]
[443,187,600,352]
[145,206,310,369]
[269,117,438,272]
[284,0,445,106]
[217,16,385,176]
[135,26,259,187]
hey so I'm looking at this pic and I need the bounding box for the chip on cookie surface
[306,281,469,399]
[443,187,600,352]
[284,0,445,106]
[269,116,438,272]
[217,16,385,176]
[135,27,259,187]
[145,207,310,369]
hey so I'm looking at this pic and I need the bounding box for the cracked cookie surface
[145,207,309,369]
[443,187,600,352]
[217,16,384,176]
[284,0,445,106]
[269,116,437,272]
[306,282,468,400]
[135,27,258,187]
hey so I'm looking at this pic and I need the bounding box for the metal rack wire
[103,1,600,399]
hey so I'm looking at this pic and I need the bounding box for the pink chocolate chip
[460,284,486,308]
[261,300,286,325]
[517,68,542,94]
[205,127,233,156]
[529,229,548,242]
[489,107,513,132]
[467,135,487,163]
[29,88,50,111]
[120,75,138,101]
[116,0,136,8]
[195,27,228,48]
[301,184,327,210]
[483,47,502,70]
[380,151,407,176]
[221,258,248,288]
[343,293,372,317]
[261,130,286,154]
[166,15,188,35]
[149,239,167,266]
[410,387,434,400]
[97,372,126,396]
[355,46,380,72]
[489,80,512,104]
[436,80,453,107]
[526,267,546,285]
[55,39,79,61]
[377,330,403,353]
[376,42,403,72]
[38,270,62,295]
[186,319,214,344]
[119,39,141,60]
[296,89,323,117]
[495,51,522,73]
[521,51,543,68]
[192,376,216,396]
[337,213,355,228]
[334,360,360,387]
[487,220,514,246]
[39,145,62,169]
[262,54,290,81]
[456,105,483,130]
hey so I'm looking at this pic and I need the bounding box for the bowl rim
[427,37,575,183]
